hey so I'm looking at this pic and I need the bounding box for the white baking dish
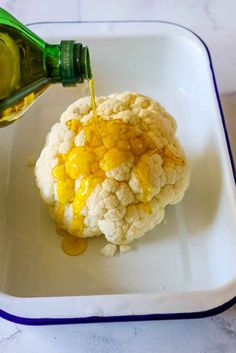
[0,21,235,324]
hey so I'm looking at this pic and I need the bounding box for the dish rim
[0,19,235,325]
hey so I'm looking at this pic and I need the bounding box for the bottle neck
[45,41,92,86]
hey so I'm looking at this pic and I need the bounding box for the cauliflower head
[35,92,190,249]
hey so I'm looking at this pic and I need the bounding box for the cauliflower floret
[129,153,163,202]
[105,161,133,181]
[74,130,85,146]
[116,182,134,206]
[35,92,190,254]
[100,243,117,257]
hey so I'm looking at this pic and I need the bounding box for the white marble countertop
[1,0,236,352]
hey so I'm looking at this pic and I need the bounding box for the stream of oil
[89,78,97,119]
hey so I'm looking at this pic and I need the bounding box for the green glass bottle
[0,8,92,127]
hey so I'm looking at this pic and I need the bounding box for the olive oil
[89,78,97,119]
[62,234,87,256]
[0,8,92,127]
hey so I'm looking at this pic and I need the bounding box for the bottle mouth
[60,41,93,86]
[80,46,93,81]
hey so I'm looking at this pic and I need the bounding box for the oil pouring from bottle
[89,78,97,119]
[0,8,92,127]
[0,8,95,255]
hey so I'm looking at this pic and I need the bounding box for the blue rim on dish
[1,20,235,325]
[0,295,236,325]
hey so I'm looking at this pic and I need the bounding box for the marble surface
[1,0,236,352]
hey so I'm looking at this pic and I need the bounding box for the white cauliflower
[100,243,117,257]
[35,92,190,254]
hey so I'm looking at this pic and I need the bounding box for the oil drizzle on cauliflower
[35,92,190,254]
[53,116,162,236]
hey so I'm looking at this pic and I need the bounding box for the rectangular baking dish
[0,20,235,325]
